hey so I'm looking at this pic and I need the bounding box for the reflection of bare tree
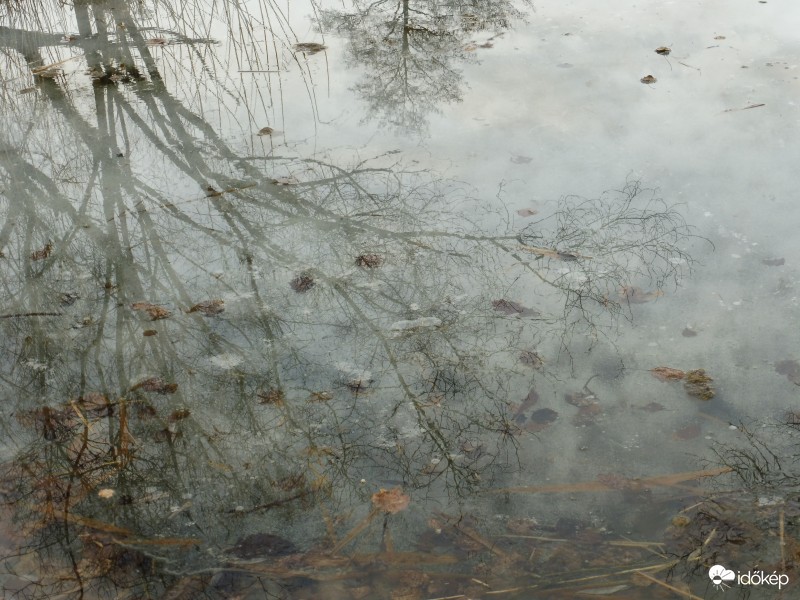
[1,0,699,597]
[320,0,530,132]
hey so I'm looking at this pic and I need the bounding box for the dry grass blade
[489,466,732,494]
[330,507,380,554]
[633,571,704,600]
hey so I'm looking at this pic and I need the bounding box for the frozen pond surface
[2,0,800,597]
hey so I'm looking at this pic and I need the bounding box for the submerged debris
[131,377,178,394]
[290,273,316,293]
[684,369,715,400]
[131,302,172,320]
[355,254,384,268]
[187,299,224,315]
[31,242,53,261]
[492,299,539,316]
[293,42,327,54]
[372,487,410,514]
[650,366,686,381]
[257,389,285,405]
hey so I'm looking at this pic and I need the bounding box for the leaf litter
[131,302,172,320]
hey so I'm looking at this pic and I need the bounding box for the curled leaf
[640,75,657,84]
[371,487,410,514]
[684,369,714,400]
[257,127,274,136]
[655,46,671,55]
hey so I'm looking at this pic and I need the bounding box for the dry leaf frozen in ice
[684,369,714,400]
[293,42,327,54]
[491,299,539,316]
[132,376,178,394]
[257,389,285,405]
[187,299,225,316]
[655,46,671,55]
[371,487,410,514]
[640,75,657,84]
[31,242,53,260]
[650,367,686,381]
[355,254,384,268]
[257,127,274,136]
[131,302,172,320]
[516,208,538,217]
[290,273,315,293]
[519,350,543,368]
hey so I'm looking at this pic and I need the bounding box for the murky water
[2,0,800,598]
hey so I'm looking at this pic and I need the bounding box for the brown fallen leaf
[519,350,543,368]
[131,302,172,320]
[372,487,410,514]
[187,299,224,316]
[564,391,597,408]
[650,367,686,381]
[290,273,315,293]
[257,389,285,405]
[516,208,538,217]
[640,75,657,84]
[294,42,327,54]
[684,369,714,400]
[655,47,671,55]
[146,37,168,46]
[355,254,383,268]
[308,391,333,402]
[143,330,157,336]
[492,299,539,316]
[131,377,178,394]
[169,409,191,422]
[31,242,53,261]
[257,127,274,136]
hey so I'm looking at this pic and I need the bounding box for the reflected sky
[2,0,800,598]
